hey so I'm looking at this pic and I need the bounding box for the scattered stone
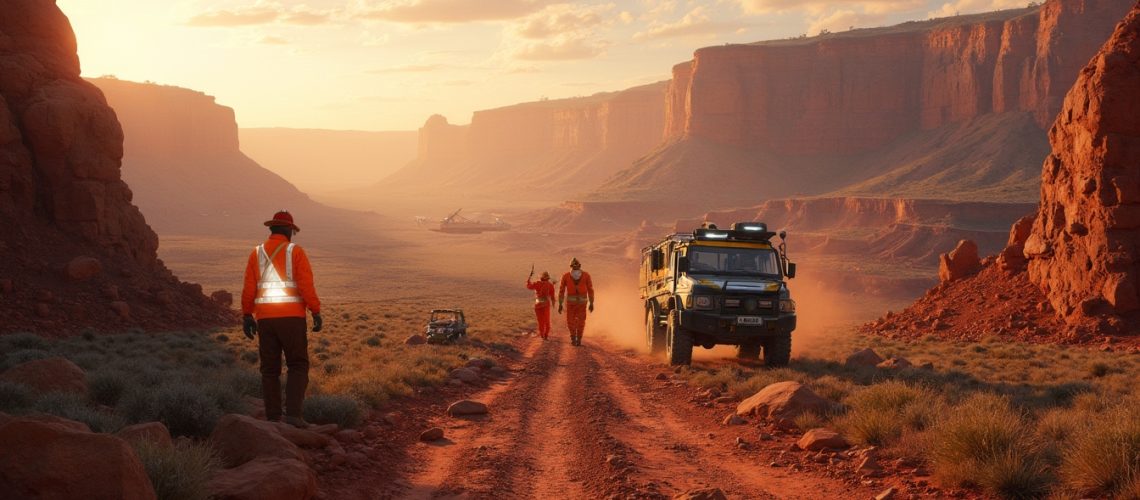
[673,487,728,500]
[208,456,316,500]
[450,367,481,384]
[714,396,739,405]
[209,414,304,467]
[116,422,173,448]
[758,432,774,441]
[858,456,882,472]
[845,348,884,368]
[877,357,913,369]
[796,428,850,451]
[404,335,427,345]
[736,381,836,428]
[308,424,339,435]
[0,358,87,395]
[0,418,155,499]
[419,427,444,442]
[273,423,332,449]
[334,429,362,444]
[723,414,747,426]
[109,301,131,320]
[875,487,897,500]
[447,400,488,417]
[938,240,981,282]
[655,373,669,380]
[211,290,234,307]
[64,256,101,281]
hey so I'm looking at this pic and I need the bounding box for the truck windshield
[687,246,781,276]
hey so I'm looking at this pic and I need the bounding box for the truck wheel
[666,310,692,366]
[762,332,791,367]
[646,308,666,355]
[736,341,761,360]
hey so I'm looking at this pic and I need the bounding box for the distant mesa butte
[0,1,233,334]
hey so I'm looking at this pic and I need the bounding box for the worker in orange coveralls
[558,257,594,347]
[526,270,556,340]
[241,210,322,428]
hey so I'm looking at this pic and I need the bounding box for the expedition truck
[640,223,797,366]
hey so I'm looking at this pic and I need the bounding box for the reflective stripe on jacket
[241,234,321,319]
[558,271,593,305]
[527,279,556,305]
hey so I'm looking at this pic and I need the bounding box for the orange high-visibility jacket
[241,234,321,319]
[559,271,593,306]
[527,279,556,304]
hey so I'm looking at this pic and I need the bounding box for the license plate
[737,316,763,325]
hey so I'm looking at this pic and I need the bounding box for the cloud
[512,36,608,61]
[634,6,745,40]
[741,0,924,15]
[928,0,1029,17]
[259,35,291,45]
[187,8,280,27]
[282,11,332,25]
[368,64,447,73]
[356,0,554,23]
[514,4,609,39]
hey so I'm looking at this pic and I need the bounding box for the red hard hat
[264,210,300,232]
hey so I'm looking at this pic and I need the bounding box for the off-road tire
[646,307,666,355]
[736,341,762,360]
[762,332,791,367]
[666,310,693,366]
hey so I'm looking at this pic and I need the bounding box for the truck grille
[721,295,777,314]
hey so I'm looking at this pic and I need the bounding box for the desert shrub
[304,394,363,428]
[1060,405,1140,497]
[240,351,259,365]
[1035,408,1091,445]
[88,370,130,406]
[364,336,381,347]
[133,439,219,500]
[838,381,940,447]
[121,383,221,438]
[928,393,1051,498]
[216,369,261,398]
[793,411,826,432]
[215,334,230,343]
[0,349,51,371]
[68,352,107,371]
[33,392,123,432]
[689,367,740,392]
[0,380,33,412]
[808,375,855,403]
[0,332,49,351]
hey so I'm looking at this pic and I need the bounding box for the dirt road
[389,335,882,499]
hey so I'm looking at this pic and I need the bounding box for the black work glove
[589,302,594,313]
[242,315,257,340]
[312,313,323,333]
[558,303,563,314]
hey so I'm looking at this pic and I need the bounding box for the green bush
[88,370,130,406]
[33,392,123,433]
[928,393,1052,498]
[133,439,219,500]
[0,381,33,412]
[304,394,362,428]
[838,381,940,447]
[1061,405,1140,497]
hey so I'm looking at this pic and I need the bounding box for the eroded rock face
[1027,3,1140,327]
[938,240,982,282]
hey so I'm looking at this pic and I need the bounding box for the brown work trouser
[257,316,309,420]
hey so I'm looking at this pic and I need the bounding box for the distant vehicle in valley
[640,222,798,366]
[433,208,511,234]
[425,309,468,344]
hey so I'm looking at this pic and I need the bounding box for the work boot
[283,415,309,429]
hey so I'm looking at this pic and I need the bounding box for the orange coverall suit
[241,234,321,421]
[527,278,556,339]
[559,271,594,339]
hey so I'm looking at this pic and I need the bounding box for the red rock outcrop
[938,240,982,282]
[666,0,1130,153]
[0,1,233,334]
[1026,3,1140,328]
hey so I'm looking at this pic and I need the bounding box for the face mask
[571,270,582,280]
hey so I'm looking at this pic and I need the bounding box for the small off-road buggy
[425,309,468,344]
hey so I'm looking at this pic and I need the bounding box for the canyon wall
[665,0,1132,155]
[239,128,417,195]
[0,1,231,333]
[1026,2,1140,328]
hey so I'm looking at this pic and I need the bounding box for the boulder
[18,413,91,433]
[447,400,489,417]
[673,488,728,500]
[722,414,747,426]
[877,357,914,370]
[998,215,1035,271]
[450,367,480,383]
[420,427,444,441]
[116,422,173,448]
[404,335,427,345]
[208,456,316,500]
[938,240,981,282]
[271,422,331,449]
[465,358,493,369]
[0,357,86,395]
[796,428,849,451]
[209,414,303,467]
[736,381,834,428]
[210,290,234,307]
[64,256,101,281]
[334,429,362,444]
[0,418,156,500]
[844,348,883,368]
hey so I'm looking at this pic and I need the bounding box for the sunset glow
[59,0,1029,131]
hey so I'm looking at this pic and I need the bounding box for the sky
[57,0,1030,131]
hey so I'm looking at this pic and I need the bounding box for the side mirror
[786,262,797,279]
[677,256,690,273]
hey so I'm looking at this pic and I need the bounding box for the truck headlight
[693,295,715,310]
[780,299,796,313]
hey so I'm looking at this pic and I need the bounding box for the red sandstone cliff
[90,78,374,239]
[595,0,1129,207]
[363,82,667,204]
[1026,2,1140,328]
[0,1,231,333]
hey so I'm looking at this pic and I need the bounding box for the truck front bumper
[679,310,796,344]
